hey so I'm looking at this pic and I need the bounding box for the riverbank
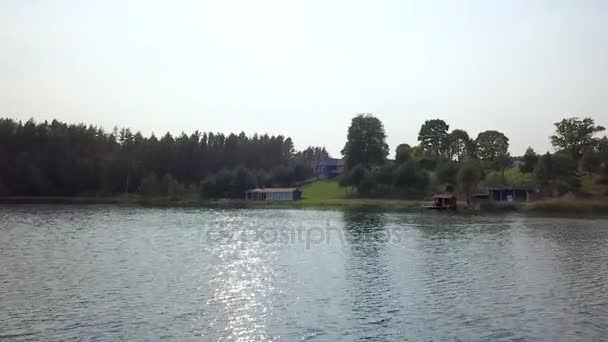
[1,195,608,215]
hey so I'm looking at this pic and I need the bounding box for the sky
[1,0,607,157]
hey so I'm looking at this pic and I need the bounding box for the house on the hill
[245,188,302,201]
[315,158,345,180]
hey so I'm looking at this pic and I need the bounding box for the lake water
[1,206,608,341]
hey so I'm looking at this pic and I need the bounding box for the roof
[316,158,344,167]
[488,187,533,192]
[432,193,456,199]
[472,193,490,198]
[246,187,300,193]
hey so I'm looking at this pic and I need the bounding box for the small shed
[488,188,535,202]
[245,188,302,201]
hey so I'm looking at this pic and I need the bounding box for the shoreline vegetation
[2,193,608,216]
[1,114,607,217]
[1,172,608,215]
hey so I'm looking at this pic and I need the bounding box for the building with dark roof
[314,158,345,180]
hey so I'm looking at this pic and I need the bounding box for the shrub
[394,161,429,190]
[436,161,458,185]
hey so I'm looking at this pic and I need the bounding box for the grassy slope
[299,179,420,209]
[300,179,348,201]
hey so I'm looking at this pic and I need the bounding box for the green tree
[534,153,553,195]
[393,161,429,190]
[341,114,389,169]
[520,147,539,173]
[418,119,449,157]
[231,166,257,197]
[446,129,472,161]
[495,153,513,182]
[552,152,581,194]
[340,164,376,195]
[436,161,459,185]
[139,174,160,197]
[395,144,412,163]
[457,160,481,205]
[374,163,396,185]
[534,152,581,195]
[581,145,600,174]
[598,137,608,183]
[409,145,426,160]
[550,117,605,159]
[598,136,608,162]
[475,130,509,160]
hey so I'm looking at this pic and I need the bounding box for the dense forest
[0,118,328,198]
[340,114,608,201]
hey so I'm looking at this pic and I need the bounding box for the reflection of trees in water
[342,210,389,250]
[340,210,401,339]
[409,213,515,255]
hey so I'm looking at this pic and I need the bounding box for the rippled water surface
[1,206,608,340]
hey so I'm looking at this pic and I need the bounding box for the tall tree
[418,119,449,157]
[581,145,600,174]
[393,161,429,191]
[341,114,389,169]
[457,160,481,205]
[535,152,581,195]
[520,147,539,173]
[534,153,554,195]
[446,129,472,161]
[475,130,509,160]
[550,117,605,159]
[395,144,412,163]
[294,146,329,167]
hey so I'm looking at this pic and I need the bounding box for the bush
[139,173,185,199]
[374,163,395,185]
[535,152,581,195]
[269,166,292,187]
[394,161,429,190]
[395,144,412,163]
[292,162,313,181]
[340,164,377,195]
[418,158,437,171]
[166,176,186,200]
[200,169,234,199]
[436,161,458,185]
[457,159,481,194]
[139,174,160,197]
[231,166,257,197]
[481,169,535,188]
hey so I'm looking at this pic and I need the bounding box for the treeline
[340,114,608,199]
[0,118,328,198]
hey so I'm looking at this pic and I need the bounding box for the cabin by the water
[423,193,457,210]
[315,158,345,180]
[245,188,302,201]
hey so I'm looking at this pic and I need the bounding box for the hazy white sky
[1,0,607,157]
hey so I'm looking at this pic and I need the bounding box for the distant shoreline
[1,196,608,216]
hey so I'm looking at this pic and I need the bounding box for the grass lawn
[299,179,349,202]
[298,179,420,209]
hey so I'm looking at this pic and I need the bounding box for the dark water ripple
[1,206,608,340]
